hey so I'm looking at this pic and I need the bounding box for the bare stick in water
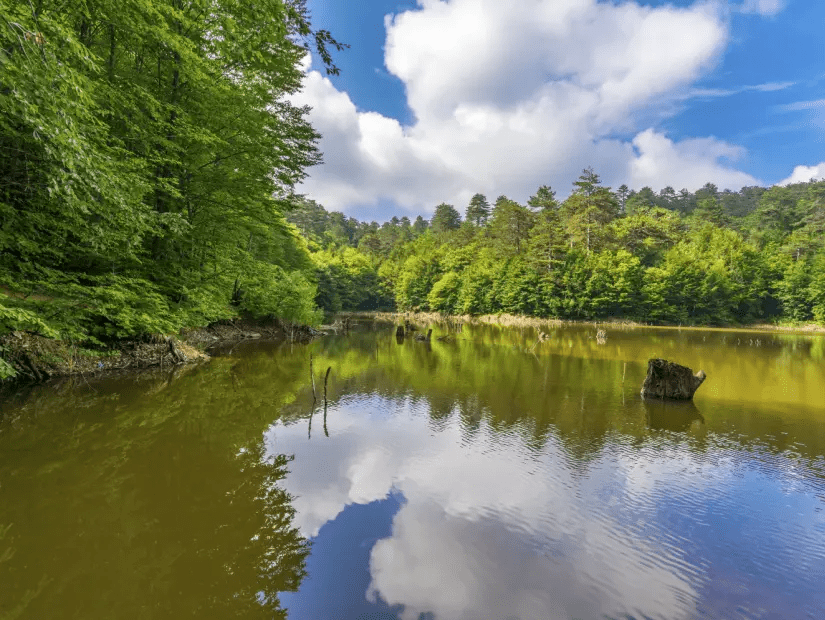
[323,366,332,437]
[310,354,317,402]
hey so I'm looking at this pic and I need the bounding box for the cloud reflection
[265,395,700,620]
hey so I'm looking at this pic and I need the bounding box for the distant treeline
[288,170,825,325]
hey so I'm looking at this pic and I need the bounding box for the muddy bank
[0,332,209,384]
[0,318,321,385]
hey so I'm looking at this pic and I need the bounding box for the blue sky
[296,0,825,221]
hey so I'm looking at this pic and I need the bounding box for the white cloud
[779,162,825,185]
[629,129,758,190]
[291,0,773,218]
[739,0,784,16]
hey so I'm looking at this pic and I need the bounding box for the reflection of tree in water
[140,440,311,620]
[0,408,309,620]
[218,444,311,619]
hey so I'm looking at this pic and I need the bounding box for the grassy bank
[345,311,825,335]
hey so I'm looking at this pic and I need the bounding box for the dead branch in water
[310,354,317,402]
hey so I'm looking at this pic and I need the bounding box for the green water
[1,320,824,620]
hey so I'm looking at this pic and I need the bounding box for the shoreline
[0,318,320,387]
[3,311,822,388]
[341,311,825,335]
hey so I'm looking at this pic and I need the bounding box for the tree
[657,186,677,211]
[692,197,728,228]
[616,184,630,214]
[528,207,566,273]
[610,206,682,266]
[412,215,429,236]
[431,203,462,233]
[0,0,346,341]
[488,198,533,257]
[561,168,619,253]
[626,187,656,215]
[466,193,490,226]
[527,186,558,212]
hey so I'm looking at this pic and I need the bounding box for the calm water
[1,321,824,620]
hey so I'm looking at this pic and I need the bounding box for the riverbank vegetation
[288,173,825,328]
[3,3,824,384]
[1,0,345,378]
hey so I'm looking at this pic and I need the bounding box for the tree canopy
[1,0,344,361]
[287,176,825,326]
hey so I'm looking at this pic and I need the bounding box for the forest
[2,1,824,383]
[287,172,825,326]
[1,0,344,377]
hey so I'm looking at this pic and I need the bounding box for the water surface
[1,321,824,619]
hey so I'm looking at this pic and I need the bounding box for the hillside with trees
[1,0,344,377]
[289,170,825,326]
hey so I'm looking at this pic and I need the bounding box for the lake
[1,319,824,620]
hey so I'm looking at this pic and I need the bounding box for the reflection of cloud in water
[264,395,701,620]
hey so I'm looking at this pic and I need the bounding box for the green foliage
[241,266,322,326]
[428,271,462,314]
[284,175,825,326]
[466,193,490,226]
[809,252,825,323]
[0,0,343,345]
[395,253,442,311]
[562,168,619,253]
[312,248,391,313]
[430,203,462,233]
[487,198,534,257]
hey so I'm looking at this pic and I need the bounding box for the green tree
[527,186,558,212]
[466,193,490,226]
[625,187,657,215]
[616,184,630,214]
[412,215,429,236]
[488,198,534,256]
[610,206,682,266]
[561,168,619,253]
[431,203,462,233]
[692,197,728,227]
[1,0,345,341]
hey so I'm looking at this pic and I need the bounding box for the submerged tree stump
[640,359,706,400]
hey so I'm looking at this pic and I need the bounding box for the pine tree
[466,193,490,226]
[562,168,619,253]
[431,203,462,233]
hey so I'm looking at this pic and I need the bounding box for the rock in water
[640,359,706,400]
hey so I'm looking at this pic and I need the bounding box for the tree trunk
[640,359,706,400]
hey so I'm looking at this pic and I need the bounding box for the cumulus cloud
[291,0,772,218]
[629,129,758,190]
[779,162,825,185]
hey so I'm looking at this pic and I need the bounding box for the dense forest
[1,0,344,376]
[287,172,825,326]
